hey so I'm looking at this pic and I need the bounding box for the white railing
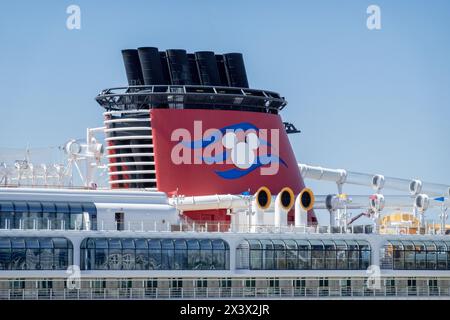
[0,219,381,235]
[0,286,448,300]
[0,218,446,237]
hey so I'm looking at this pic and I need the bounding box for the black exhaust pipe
[121,49,144,86]
[137,47,165,85]
[166,49,193,85]
[159,51,171,85]
[215,54,230,86]
[195,51,221,86]
[187,53,201,85]
[224,53,249,88]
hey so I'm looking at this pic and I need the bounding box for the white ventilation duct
[252,187,272,226]
[169,194,250,211]
[274,187,295,228]
[295,188,314,227]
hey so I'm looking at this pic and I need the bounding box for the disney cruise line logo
[171,122,287,178]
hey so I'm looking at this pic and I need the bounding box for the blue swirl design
[215,155,288,180]
[201,150,229,164]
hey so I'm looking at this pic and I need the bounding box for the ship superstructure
[0,47,449,300]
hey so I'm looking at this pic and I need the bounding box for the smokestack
[137,47,165,85]
[195,51,221,86]
[121,49,144,85]
[215,54,230,86]
[159,51,171,85]
[224,53,249,88]
[166,49,193,85]
[187,53,201,85]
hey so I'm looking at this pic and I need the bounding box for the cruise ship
[0,47,449,300]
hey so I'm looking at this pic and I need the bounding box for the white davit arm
[310,194,448,211]
[298,163,450,197]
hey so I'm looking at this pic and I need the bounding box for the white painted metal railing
[0,218,419,235]
[0,286,447,300]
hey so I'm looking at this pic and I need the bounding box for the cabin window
[80,238,229,271]
[0,237,72,270]
[381,240,449,270]
[236,239,371,270]
[0,201,96,231]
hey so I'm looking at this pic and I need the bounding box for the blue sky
[1,0,449,222]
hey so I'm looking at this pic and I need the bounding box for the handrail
[0,218,442,235]
[96,85,286,112]
[0,286,447,300]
